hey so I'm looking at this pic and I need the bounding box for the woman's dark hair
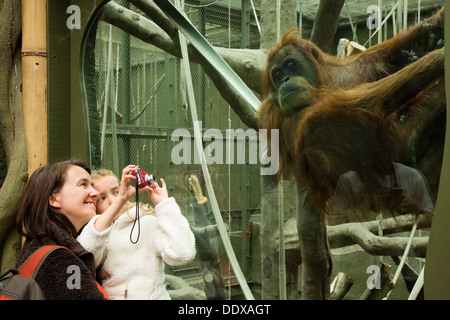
[17,160,91,240]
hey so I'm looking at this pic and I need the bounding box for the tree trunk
[297,189,331,300]
[310,0,345,52]
[0,0,27,273]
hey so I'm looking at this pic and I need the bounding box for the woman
[15,160,107,299]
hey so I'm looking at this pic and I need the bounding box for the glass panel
[80,0,445,300]
[81,0,261,300]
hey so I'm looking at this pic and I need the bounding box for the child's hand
[147,178,169,206]
[118,165,147,202]
[93,165,143,232]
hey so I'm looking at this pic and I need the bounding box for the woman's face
[50,165,99,231]
[94,175,125,218]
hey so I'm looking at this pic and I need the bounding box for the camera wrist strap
[130,182,141,244]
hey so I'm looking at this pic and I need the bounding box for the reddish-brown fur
[258,10,445,219]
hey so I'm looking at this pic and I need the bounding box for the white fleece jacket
[77,197,196,300]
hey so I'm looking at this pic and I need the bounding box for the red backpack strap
[96,282,108,298]
[18,245,66,278]
[18,245,109,299]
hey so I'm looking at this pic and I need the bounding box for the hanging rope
[227,0,232,299]
[101,25,113,160]
[408,265,424,300]
[250,0,261,34]
[384,221,418,300]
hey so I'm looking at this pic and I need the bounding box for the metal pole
[298,1,302,38]
[397,0,404,32]
[278,180,286,300]
[345,3,358,43]
[378,0,382,44]
[403,0,408,30]
[392,3,397,36]
[276,0,281,40]
[417,0,421,23]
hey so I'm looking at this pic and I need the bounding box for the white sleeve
[77,215,111,268]
[153,197,196,266]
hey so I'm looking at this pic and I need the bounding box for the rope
[384,221,418,300]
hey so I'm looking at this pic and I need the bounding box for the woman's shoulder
[16,237,56,267]
[35,246,104,299]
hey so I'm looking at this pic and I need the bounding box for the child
[77,165,196,300]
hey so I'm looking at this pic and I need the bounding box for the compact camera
[132,168,156,188]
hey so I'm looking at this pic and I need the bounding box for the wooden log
[359,262,393,300]
[327,214,431,257]
[330,272,354,300]
[283,213,430,257]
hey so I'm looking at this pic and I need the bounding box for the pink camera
[132,168,156,188]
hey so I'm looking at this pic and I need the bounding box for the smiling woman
[15,160,107,300]
[48,164,99,232]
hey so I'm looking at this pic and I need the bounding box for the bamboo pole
[21,0,47,174]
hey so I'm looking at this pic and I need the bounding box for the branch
[283,213,431,257]
[102,1,179,57]
[102,1,262,128]
[327,214,432,257]
[328,213,432,239]
[310,0,345,52]
[334,222,428,257]
[128,0,179,40]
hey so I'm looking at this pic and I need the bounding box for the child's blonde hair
[91,168,155,217]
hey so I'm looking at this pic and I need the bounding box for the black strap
[130,181,141,244]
